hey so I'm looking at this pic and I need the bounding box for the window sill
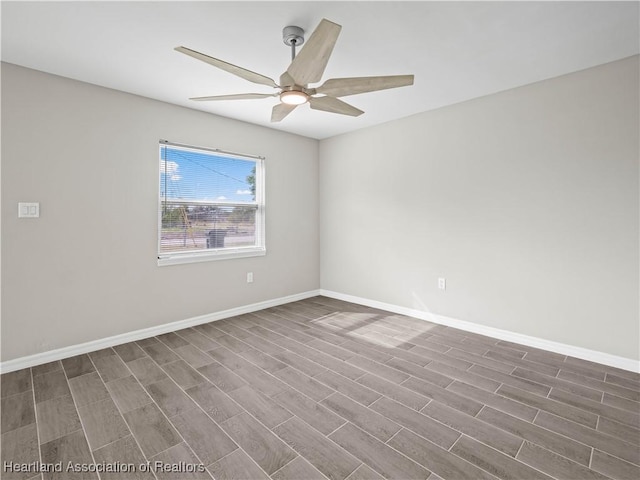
[158,247,266,266]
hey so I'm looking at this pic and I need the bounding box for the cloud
[216,196,228,200]
[160,160,181,181]
[236,189,252,195]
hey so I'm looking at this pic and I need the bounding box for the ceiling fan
[175,18,414,122]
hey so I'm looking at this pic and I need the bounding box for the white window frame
[157,140,265,266]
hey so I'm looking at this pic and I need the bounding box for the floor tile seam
[336,332,405,356]
[513,440,620,480]
[227,318,310,351]
[145,438,206,472]
[217,410,306,473]
[203,442,269,479]
[513,436,526,459]
[480,353,561,377]
[31,363,63,378]
[346,353,422,384]
[385,403,467,451]
[601,391,640,411]
[490,381,503,395]
[419,398,530,448]
[519,353,566,372]
[328,390,476,452]
[562,359,639,381]
[257,319,356,353]
[497,384,601,424]
[153,353,302,476]
[248,313,314,337]
[458,349,522,372]
[450,432,559,479]
[530,412,640,467]
[202,342,337,402]
[422,338,489,356]
[29,368,45,471]
[318,393,405,443]
[556,365,607,383]
[588,443,595,469]
[342,463,369,480]
[175,328,222,346]
[314,388,339,404]
[195,406,276,477]
[510,368,606,401]
[557,370,640,399]
[603,373,640,391]
[401,375,488,414]
[373,321,427,338]
[1,386,34,401]
[432,327,499,350]
[590,447,640,470]
[595,419,640,447]
[257,307,314,323]
[56,359,103,474]
[384,426,460,476]
[468,365,544,393]
[202,319,419,407]
[97,352,171,479]
[547,387,640,423]
[172,331,229,363]
[315,377,381,408]
[268,390,353,440]
[533,410,617,448]
[589,448,640,468]
[399,340,451,355]
[124,380,216,476]
[447,380,545,423]
[323,418,349,438]
[114,347,152,366]
[423,362,504,393]
[334,422,433,479]
[482,345,528,360]
[268,312,427,358]
[156,357,211,388]
[83,356,150,461]
[383,427,406,447]
[267,455,322,480]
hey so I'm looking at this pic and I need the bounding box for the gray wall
[3,56,639,363]
[1,63,320,361]
[320,56,639,360]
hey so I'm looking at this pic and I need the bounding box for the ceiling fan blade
[315,75,414,97]
[175,46,278,88]
[309,96,364,117]
[271,103,298,122]
[190,93,278,101]
[286,19,341,86]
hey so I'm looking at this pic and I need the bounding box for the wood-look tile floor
[2,296,639,480]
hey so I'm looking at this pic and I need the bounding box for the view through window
[158,141,265,264]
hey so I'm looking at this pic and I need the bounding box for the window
[158,141,265,266]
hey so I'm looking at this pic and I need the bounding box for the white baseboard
[320,289,640,373]
[4,287,637,374]
[0,289,321,374]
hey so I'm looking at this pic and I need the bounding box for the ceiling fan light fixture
[280,90,309,105]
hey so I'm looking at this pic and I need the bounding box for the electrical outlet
[438,277,446,290]
[247,272,253,283]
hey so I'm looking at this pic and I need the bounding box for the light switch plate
[18,202,40,218]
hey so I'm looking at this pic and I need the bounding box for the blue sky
[160,146,255,202]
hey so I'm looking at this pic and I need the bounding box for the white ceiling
[2,1,638,140]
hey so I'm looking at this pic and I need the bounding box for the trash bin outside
[206,229,226,248]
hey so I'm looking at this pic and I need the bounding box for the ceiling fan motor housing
[176,18,414,122]
[282,26,305,46]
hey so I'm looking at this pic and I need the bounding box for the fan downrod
[283,26,304,60]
